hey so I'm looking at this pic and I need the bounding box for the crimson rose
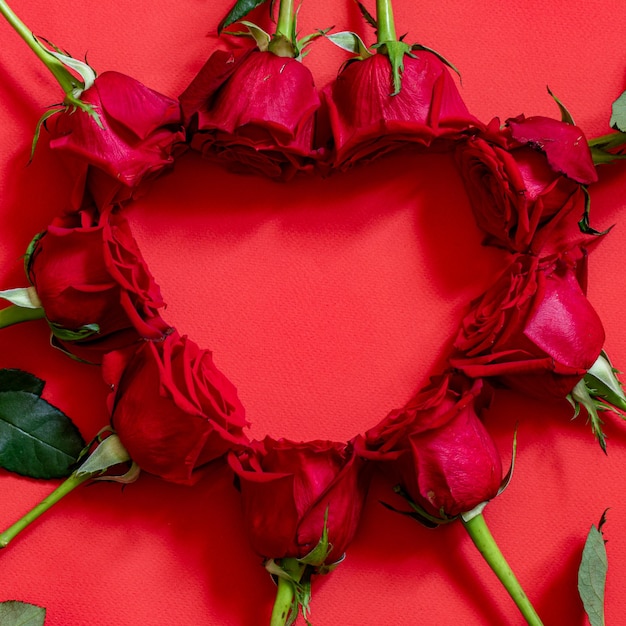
[359,374,501,518]
[451,247,605,398]
[26,206,170,361]
[323,51,480,169]
[456,115,598,253]
[104,331,248,485]
[228,437,368,563]
[48,71,186,210]
[180,47,321,180]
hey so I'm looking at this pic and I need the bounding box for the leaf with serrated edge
[0,601,46,626]
[0,369,45,396]
[218,0,268,33]
[578,516,608,626]
[610,90,626,131]
[0,391,85,478]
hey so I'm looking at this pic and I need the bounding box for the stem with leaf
[461,510,544,626]
[269,558,307,626]
[0,433,136,549]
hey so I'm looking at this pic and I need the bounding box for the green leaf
[326,31,373,58]
[0,391,85,478]
[0,369,45,396]
[49,322,100,342]
[0,601,46,626]
[0,287,42,309]
[547,85,575,125]
[578,512,609,626]
[610,90,626,132]
[218,0,268,34]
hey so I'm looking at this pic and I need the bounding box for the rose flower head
[180,44,321,180]
[46,70,186,210]
[25,206,170,362]
[360,373,502,520]
[456,115,598,254]
[323,46,481,170]
[229,437,369,565]
[104,331,248,485]
[451,247,605,399]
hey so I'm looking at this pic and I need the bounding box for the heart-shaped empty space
[126,149,502,442]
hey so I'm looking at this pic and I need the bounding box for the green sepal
[23,231,45,277]
[49,321,100,342]
[296,27,332,60]
[297,508,332,567]
[547,85,575,125]
[578,186,612,236]
[497,428,518,497]
[381,484,456,528]
[610,89,626,132]
[567,378,608,454]
[218,0,269,34]
[585,351,626,412]
[373,40,412,95]
[268,32,298,58]
[578,509,609,626]
[411,43,461,80]
[237,20,271,51]
[0,601,46,626]
[355,0,377,29]
[0,287,41,309]
[30,106,64,162]
[326,31,373,59]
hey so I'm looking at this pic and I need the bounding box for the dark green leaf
[218,0,268,33]
[578,514,609,626]
[0,369,44,396]
[0,601,46,626]
[0,391,85,478]
[610,90,626,132]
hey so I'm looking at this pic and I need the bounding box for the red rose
[104,331,248,485]
[48,71,186,210]
[360,374,501,518]
[180,48,321,180]
[322,51,481,169]
[450,248,605,398]
[456,116,598,253]
[228,437,368,563]
[27,206,169,361]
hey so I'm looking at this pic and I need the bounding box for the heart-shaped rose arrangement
[1,1,624,625]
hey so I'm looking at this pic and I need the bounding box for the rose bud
[180,47,321,180]
[322,50,481,170]
[450,247,605,399]
[48,71,186,210]
[456,115,598,254]
[23,206,170,362]
[104,331,248,485]
[228,437,369,564]
[359,373,502,519]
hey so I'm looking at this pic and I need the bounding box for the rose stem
[269,558,307,626]
[376,0,398,43]
[0,472,91,548]
[588,131,626,150]
[0,0,79,97]
[462,512,544,626]
[274,0,295,42]
[0,304,45,329]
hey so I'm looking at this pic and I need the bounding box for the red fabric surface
[2,1,626,624]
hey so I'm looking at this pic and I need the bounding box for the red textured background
[2,1,626,624]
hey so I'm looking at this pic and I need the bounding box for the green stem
[0,0,79,96]
[0,471,90,548]
[269,558,307,626]
[376,0,397,43]
[0,304,45,329]
[588,130,626,150]
[274,0,294,41]
[462,513,544,626]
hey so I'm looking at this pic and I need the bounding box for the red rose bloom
[323,51,481,169]
[48,71,186,210]
[104,331,248,485]
[26,206,169,361]
[450,248,605,398]
[360,374,501,518]
[228,437,368,563]
[180,48,321,180]
[456,115,598,253]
